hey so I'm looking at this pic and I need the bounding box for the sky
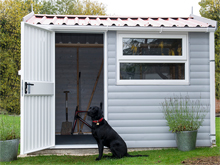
[95,0,201,17]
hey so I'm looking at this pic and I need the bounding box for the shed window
[120,63,185,80]
[117,33,189,85]
[123,38,182,56]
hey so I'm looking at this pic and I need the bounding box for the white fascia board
[48,25,108,33]
[109,27,216,32]
[190,14,217,31]
[25,23,53,32]
[47,25,216,32]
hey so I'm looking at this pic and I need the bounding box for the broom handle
[64,91,69,122]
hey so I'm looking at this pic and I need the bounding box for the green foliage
[1,116,219,164]
[0,50,20,114]
[161,95,209,133]
[0,0,42,114]
[39,0,59,14]
[199,0,220,99]
[2,140,220,164]
[75,0,106,15]
[0,0,106,114]
[39,0,106,15]
[0,115,20,140]
[55,0,77,15]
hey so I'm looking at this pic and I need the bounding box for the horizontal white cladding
[52,137,211,148]
[108,113,210,121]
[109,119,210,127]
[113,126,210,134]
[107,105,209,113]
[121,132,210,141]
[106,31,211,148]
[108,86,210,92]
[108,92,210,99]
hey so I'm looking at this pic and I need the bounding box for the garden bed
[182,155,220,164]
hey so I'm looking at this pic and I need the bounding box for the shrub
[0,115,20,141]
[161,95,209,133]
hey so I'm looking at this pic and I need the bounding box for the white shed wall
[106,31,211,148]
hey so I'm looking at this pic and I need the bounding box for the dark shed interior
[55,33,103,145]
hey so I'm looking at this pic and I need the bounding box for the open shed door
[20,23,55,154]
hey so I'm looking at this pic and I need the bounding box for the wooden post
[76,47,80,133]
[80,59,103,130]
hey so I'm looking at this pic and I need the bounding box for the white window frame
[117,32,189,85]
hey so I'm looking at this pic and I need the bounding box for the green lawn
[216,117,220,146]
[1,116,220,165]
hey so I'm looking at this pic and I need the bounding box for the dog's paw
[96,157,101,161]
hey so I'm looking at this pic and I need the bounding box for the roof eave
[47,24,216,32]
[190,14,217,31]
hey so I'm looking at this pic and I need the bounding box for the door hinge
[22,80,23,96]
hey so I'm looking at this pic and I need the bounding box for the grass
[1,116,220,165]
[216,117,220,146]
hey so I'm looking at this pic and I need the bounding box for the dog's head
[88,103,103,120]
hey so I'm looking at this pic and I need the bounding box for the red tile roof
[25,14,215,28]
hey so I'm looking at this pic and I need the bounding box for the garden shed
[20,12,217,155]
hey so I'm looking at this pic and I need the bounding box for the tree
[75,0,106,15]
[0,0,106,114]
[39,0,57,14]
[55,0,77,15]
[0,0,42,114]
[39,0,106,15]
[199,0,220,99]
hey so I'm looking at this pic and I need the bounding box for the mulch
[182,156,220,165]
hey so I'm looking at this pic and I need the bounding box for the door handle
[25,82,34,94]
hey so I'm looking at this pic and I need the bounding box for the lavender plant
[0,115,20,141]
[161,95,209,133]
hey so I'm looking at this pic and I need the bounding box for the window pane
[120,63,185,80]
[123,38,182,56]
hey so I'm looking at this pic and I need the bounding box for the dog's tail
[126,153,149,157]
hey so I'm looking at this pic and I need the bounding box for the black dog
[87,103,148,161]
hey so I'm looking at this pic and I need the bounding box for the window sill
[116,80,190,86]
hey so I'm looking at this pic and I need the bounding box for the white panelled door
[20,23,55,154]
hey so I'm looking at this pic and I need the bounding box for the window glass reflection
[123,38,182,56]
[120,63,185,80]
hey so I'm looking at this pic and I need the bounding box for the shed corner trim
[23,11,35,22]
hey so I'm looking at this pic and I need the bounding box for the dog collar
[92,118,103,125]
